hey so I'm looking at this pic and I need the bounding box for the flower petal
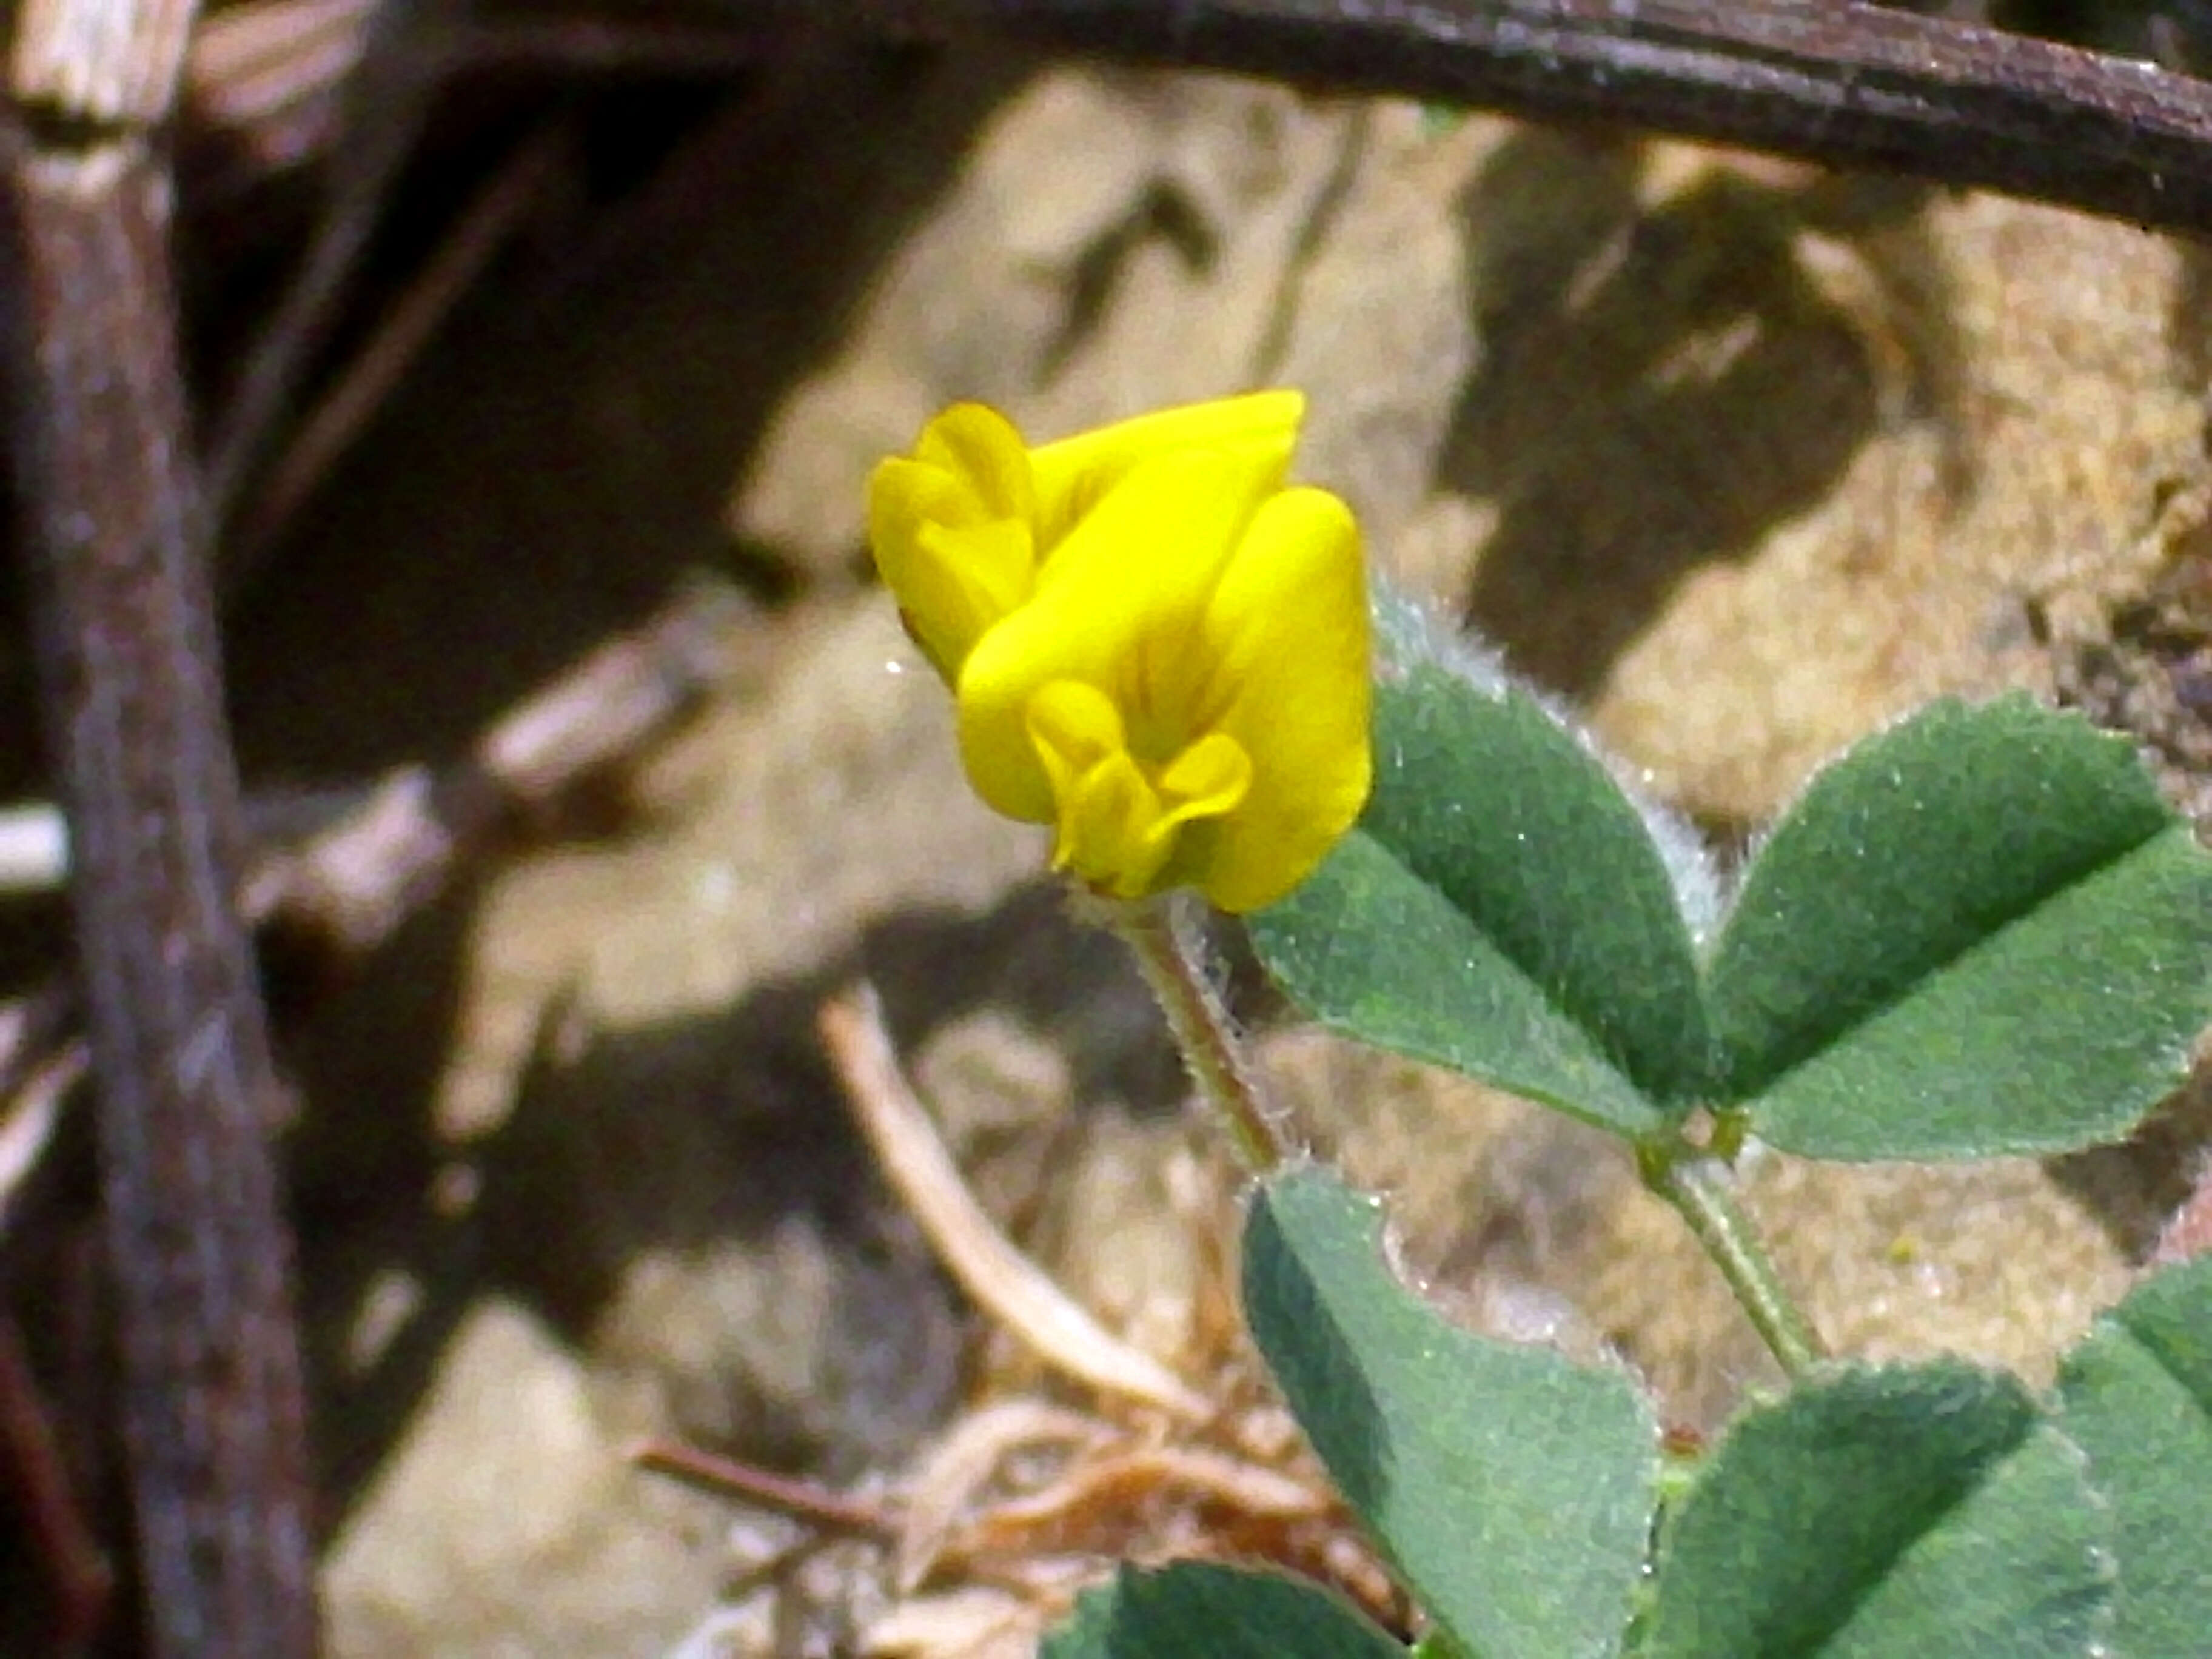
[1028,390,1304,550]
[955,449,1280,823]
[1194,485,1372,912]
[1025,686,1256,900]
[867,404,1042,679]
[1027,679,1127,804]
[912,403,1037,523]
[1158,731,1253,826]
[867,465,1030,679]
[1027,681,1167,896]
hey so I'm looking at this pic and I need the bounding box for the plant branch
[2,0,318,1646]
[833,0,2212,241]
[1642,1145,1823,1378]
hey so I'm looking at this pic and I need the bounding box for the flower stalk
[1101,891,1285,1175]
[866,394,1364,1169]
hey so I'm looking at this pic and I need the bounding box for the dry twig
[822,984,1213,1423]
[3,0,319,1647]
[0,1316,110,1654]
[0,578,748,1256]
[841,0,2212,240]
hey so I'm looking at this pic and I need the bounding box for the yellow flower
[866,391,1304,682]
[955,439,1370,913]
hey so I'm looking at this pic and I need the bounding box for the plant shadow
[1435,129,1971,699]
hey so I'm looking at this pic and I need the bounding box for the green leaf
[1243,1167,1658,1659]
[1249,830,1666,1136]
[2057,1254,2212,1658]
[1250,641,1711,1136]
[1041,1560,1406,1658]
[1706,695,2212,1158]
[1638,1362,2113,1657]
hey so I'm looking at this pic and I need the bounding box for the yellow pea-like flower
[868,395,1371,914]
[866,390,1304,682]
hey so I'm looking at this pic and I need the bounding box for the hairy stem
[1101,891,1284,1174]
[1643,1145,1822,1378]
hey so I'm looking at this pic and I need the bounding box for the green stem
[1641,1145,1823,1378]
[1100,890,1284,1174]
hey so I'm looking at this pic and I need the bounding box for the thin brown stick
[203,0,447,542]
[167,0,2212,246]
[839,0,2212,241]
[232,116,572,563]
[2,0,320,1648]
[243,579,747,954]
[186,0,374,181]
[631,1437,899,1536]
[0,1315,112,1657]
[0,1010,89,1244]
[1,195,318,1659]
[820,984,1213,1421]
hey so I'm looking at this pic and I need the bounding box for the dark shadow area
[225,39,1040,780]
[246,39,1050,1532]
[281,881,486,1531]
[2050,1065,2212,1262]
[4,37,1060,1604]
[303,875,1179,1531]
[1436,130,1965,699]
[1039,176,1221,379]
[2170,239,2212,394]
